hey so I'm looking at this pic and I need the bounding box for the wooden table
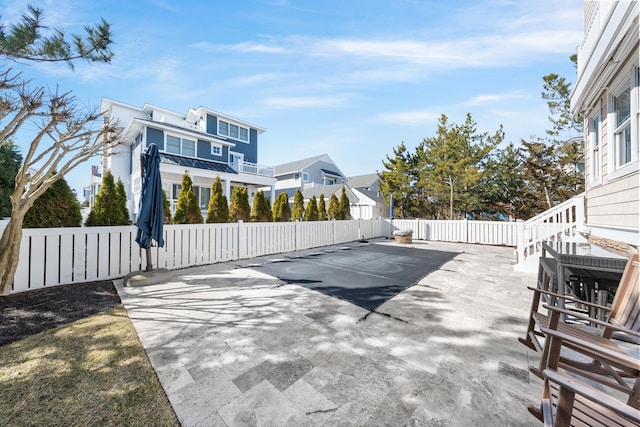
[541,240,627,319]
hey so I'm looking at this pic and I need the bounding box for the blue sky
[2,0,584,196]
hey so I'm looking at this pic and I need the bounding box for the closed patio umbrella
[135,143,164,271]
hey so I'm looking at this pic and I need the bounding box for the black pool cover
[246,242,460,311]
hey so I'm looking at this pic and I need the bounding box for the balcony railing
[233,160,274,177]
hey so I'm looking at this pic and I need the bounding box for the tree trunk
[0,214,25,295]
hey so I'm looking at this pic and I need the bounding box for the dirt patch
[0,281,120,346]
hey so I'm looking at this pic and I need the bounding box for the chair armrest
[543,369,640,423]
[526,286,612,312]
[542,304,640,338]
[539,325,640,370]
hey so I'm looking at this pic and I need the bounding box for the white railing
[386,219,519,246]
[514,193,585,270]
[236,160,274,177]
[10,219,390,294]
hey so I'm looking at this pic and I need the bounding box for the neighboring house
[83,165,101,209]
[100,98,276,220]
[570,1,639,251]
[273,154,347,198]
[348,174,388,219]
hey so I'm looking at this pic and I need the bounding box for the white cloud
[462,91,531,106]
[378,111,441,126]
[264,95,351,108]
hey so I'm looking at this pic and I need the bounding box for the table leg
[557,263,566,322]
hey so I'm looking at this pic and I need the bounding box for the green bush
[206,176,229,223]
[23,176,81,228]
[85,171,130,226]
[173,171,203,224]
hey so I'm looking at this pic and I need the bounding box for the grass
[0,305,179,426]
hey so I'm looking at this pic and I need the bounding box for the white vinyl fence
[8,216,534,294]
[387,218,519,246]
[10,219,391,293]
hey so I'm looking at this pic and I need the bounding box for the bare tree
[0,6,121,294]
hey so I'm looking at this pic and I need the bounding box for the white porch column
[224,179,231,198]
[270,186,276,204]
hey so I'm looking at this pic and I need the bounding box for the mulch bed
[0,281,121,346]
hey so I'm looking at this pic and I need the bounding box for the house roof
[348,173,379,189]
[320,168,341,177]
[159,153,236,174]
[274,154,327,176]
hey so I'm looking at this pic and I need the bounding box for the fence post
[515,220,525,263]
[237,220,246,259]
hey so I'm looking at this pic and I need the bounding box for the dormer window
[166,135,195,157]
[219,119,249,142]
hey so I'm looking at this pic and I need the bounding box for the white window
[165,135,196,157]
[166,135,180,154]
[613,85,631,167]
[212,144,222,156]
[588,112,601,185]
[608,66,638,179]
[192,186,211,210]
[302,172,309,182]
[218,119,249,142]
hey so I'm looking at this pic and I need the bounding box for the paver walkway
[116,240,544,426]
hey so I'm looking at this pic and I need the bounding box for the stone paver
[116,240,544,426]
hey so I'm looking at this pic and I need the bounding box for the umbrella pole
[145,246,153,272]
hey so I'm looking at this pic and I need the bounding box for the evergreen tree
[86,171,130,226]
[338,187,350,220]
[162,189,172,224]
[378,142,415,219]
[327,194,339,220]
[23,176,81,227]
[304,195,319,221]
[229,187,250,222]
[206,176,229,223]
[518,140,561,217]
[115,178,130,225]
[292,189,304,221]
[272,192,291,222]
[251,190,271,222]
[480,142,526,220]
[318,193,327,220]
[173,172,203,224]
[414,114,498,219]
[0,141,22,218]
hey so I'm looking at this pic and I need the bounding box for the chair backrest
[609,253,640,332]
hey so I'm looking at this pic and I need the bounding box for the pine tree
[229,187,250,222]
[318,193,327,221]
[251,190,271,222]
[328,194,339,220]
[378,142,415,219]
[338,187,350,220]
[272,192,291,222]
[414,114,498,219]
[115,178,130,225]
[173,172,203,224]
[292,189,304,221]
[304,195,319,221]
[0,141,22,218]
[86,171,130,226]
[23,176,82,227]
[206,176,229,223]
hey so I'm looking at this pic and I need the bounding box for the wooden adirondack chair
[520,253,640,407]
[529,368,640,427]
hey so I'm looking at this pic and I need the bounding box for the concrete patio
[115,239,544,426]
